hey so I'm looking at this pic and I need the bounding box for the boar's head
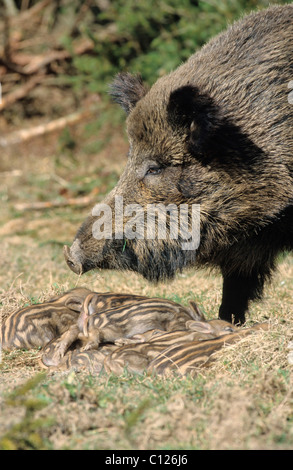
[64,72,284,283]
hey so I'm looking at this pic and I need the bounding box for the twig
[10,0,52,23]
[1,39,94,76]
[25,39,94,74]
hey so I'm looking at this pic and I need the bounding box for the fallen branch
[0,73,44,111]
[14,195,96,211]
[0,106,98,147]
[0,169,22,177]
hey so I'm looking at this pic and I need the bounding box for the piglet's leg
[41,325,80,367]
[79,331,101,352]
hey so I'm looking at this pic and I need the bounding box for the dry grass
[1,124,293,450]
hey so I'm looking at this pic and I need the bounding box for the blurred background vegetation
[1,0,291,131]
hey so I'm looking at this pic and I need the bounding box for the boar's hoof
[63,245,83,275]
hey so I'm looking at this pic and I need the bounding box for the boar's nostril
[63,245,83,275]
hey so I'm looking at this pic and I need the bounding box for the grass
[1,122,293,450]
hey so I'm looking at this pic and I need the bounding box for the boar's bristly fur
[64,5,293,324]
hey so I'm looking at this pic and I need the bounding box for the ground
[0,118,293,450]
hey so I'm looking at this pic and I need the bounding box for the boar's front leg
[219,271,265,325]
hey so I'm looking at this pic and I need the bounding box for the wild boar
[64,5,293,324]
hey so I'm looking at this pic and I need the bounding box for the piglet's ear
[186,320,214,334]
[65,296,83,312]
[109,72,148,114]
[167,85,221,154]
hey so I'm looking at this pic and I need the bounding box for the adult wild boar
[64,5,293,324]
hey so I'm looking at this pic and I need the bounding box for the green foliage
[61,0,290,93]
[0,373,54,450]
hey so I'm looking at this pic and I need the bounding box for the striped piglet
[41,293,202,367]
[1,287,150,351]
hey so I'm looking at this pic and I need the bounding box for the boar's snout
[63,242,84,275]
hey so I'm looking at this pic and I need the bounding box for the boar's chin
[115,239,193,283]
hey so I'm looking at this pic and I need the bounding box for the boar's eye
[145,166,162,176]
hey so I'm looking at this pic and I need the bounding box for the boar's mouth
[63,239,140,277]
[63,245,84,275]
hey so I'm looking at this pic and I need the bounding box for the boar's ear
[109,72,148,114]
[167,85,221,154]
